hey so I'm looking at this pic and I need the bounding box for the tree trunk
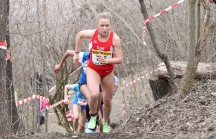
[157,61,216,79]
[179,0,197,98]
[5,0,19,133]
[139,0,179,94]
[0,0,11,137]
[196,0,201,42]
[179,0,216,98]
[149,75,171,100]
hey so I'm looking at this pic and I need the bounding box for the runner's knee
[80,124,85,129]
[103,99,112,106]
[74,117,79,121]
[89,93,99,101]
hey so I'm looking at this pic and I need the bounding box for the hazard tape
[121,70,156,117]
[66,111,74,121]
[0,40,7,50]
[49,66,82,93]
[46,99,67,110]
[0,40,12,61]
[121,70,156,90]
[143,23,147,46]
[143,0,186,45]
[16,94,70,110]
[16,94,48,106]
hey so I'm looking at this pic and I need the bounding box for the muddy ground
[11,80,216,139]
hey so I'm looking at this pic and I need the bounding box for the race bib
[92,49,112,65]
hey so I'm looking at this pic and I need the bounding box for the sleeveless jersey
[78,52,90,84]
[88,29,114,73]
[71,84,87,104]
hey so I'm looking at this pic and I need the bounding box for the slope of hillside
[12,80,216,139]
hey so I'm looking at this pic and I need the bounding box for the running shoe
[85,128,97,134]
[73,131,78,135]
[102,122,110,133]
[88,117,97,129]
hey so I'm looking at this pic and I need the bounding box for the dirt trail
[13,80,216,139]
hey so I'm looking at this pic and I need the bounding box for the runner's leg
[79,84,90,100]
[86,67,101,129]
[101,72,114,133]
[79,108,86,133]
[72,104,80,133]
[86,67,100,115]
[98,90,103,133]
[101,71,114,123]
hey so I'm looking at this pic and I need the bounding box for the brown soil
[11,80,216,139]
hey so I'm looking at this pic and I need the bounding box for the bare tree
[0,0,11,137]
[179,0,216,98]
[5,0,19,133]
[7,0,216,133]
[139,0,179,94]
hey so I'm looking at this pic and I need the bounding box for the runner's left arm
[105,33,123,64]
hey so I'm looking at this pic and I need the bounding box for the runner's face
[97,18,111,37]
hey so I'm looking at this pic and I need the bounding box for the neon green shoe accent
[88,117,97,129]
[102,122,110,133]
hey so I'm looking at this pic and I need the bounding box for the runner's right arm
[54,50,75,73]
[73,29,95,64]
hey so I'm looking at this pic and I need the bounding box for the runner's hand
[73,54,79,64]
[96,54,108,64]
[64,99,69,104]
[54,64,61,73]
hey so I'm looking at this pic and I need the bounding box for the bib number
[92,49,112,65]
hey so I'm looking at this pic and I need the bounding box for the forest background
[1,0,216,137]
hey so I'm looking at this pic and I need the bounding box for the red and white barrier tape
[66,111,74,121]
[0,40,7,50]
[0,40,12,61]
[46,99,67,110]
[143,23,147,46]
[16,94,70,110]
[143,0,185,45]
[16,94,49,106]
[121,69,156,90]
[49,66,82,93]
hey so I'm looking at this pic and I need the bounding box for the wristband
[75,51,79,54]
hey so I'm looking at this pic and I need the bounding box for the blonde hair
[97,12,112,23]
